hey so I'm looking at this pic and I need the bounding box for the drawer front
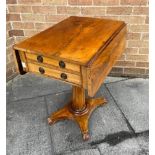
[28,63,81,85]
[25,53,80,73]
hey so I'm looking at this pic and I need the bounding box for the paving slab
[45,85,130,154]
[11,73,71,101]
[136,131,149,155]
[6,80,14,103]
[63,148,100,155]
[6,97,53,155]
[98,138,141,155]
[106,78,149,132]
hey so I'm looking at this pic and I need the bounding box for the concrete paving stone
[136,131,149,155]
[98,138,141,155]
[6,80,14,103]
[45,84,130,154]
[6,97,53,155]
[106,78,149,132]
[104,76,128,84]
[11,73,71,101]
[63,148,100,155]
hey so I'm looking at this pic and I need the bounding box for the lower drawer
[28,63,81,86]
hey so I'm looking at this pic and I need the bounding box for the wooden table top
[14,16,125,66]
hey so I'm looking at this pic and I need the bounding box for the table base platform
[47,86,107,141]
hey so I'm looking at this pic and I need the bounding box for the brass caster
[83,133,90,141]
[104,98,107,103]
[47,117,55,125]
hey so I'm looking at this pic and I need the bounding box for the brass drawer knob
[60,73,67,80]
[39,67,45,74]
[59,60,65,68]
[37,55,43,63]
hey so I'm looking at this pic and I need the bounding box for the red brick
[57,6,81,15]
[6,0,17,4]
[106,7,132,15]
[145,16,149,24]
[7,14,21,21]
[9,30,24,37]
[111,67,124,73]
[133,7,149,15]
[21,14,45,22]
[18,0,41,4]
[125,48,139,55]
[45,15,67,22]
[8,6,32,13]
[136,62,149,67]
[81,7,105,15]
[139,48,149,54]
[6,68,14,79]
[119,16,145,24]
[42,0,67,5]
[127,33,141,40]
[6,55,10,64]
[121,0,148,5]
[7,51,14,63]
[6,37,14,47]
[32,6,56,14]
[115,61,135,67]
[24,30,39,37]
[35,23,54,30]
[7,61,16,69]
[118,54,126,61]
[12,22,34,29]
[124,68,146,74]
[6,22,12,32]
[6,47,14,63]
[127,40,148,47]
[126,55,148,61]
[96,16,119,20]
[93,0,119,5]
[6,46,13,55]
[129,25,148,32]
[141,33,149,40]
[68,0,92,5]
[15,36,27,42]
[145,69,149,74]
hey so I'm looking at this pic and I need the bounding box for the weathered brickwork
[6,0,149,80]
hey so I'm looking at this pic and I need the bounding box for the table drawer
[25,53,80,73]
[28,63,81,85]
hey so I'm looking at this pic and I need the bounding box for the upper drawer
[25,53,80,73]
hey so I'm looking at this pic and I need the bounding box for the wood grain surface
[14,16,125,66]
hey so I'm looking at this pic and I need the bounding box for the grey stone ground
[6,73,149,155]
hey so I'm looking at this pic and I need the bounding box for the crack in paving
[90,130,149,146]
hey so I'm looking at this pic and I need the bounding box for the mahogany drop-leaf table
[13,16,126,141]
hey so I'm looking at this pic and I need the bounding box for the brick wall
[6,0,149,80]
